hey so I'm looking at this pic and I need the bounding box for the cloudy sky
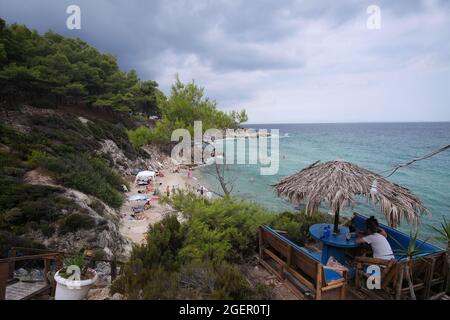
[1,0,450,123]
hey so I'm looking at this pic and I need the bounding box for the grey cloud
[1,0,449,122]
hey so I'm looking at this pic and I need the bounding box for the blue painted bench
[259,225,347,300]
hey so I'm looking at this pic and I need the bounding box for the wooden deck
[5,281,50,300]
[0,248,62,300]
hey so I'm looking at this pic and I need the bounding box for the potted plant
[54,252,98,300]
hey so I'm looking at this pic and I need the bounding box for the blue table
[309,223,359,265]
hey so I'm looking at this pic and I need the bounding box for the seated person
[356,218,394,260]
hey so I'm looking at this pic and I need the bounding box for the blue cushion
[324,268,343,283]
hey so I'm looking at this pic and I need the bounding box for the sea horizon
[244,121,450,125]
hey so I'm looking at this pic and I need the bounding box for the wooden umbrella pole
[333,206,340,234]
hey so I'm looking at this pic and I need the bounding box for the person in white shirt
[356,218,395,260]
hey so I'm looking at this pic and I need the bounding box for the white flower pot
[54,269,98,300]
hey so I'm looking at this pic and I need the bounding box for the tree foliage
[128,77,248,146]
[0,17,161,115]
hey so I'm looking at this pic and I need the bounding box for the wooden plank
[262,248,287,280]
[265,235,290,257]
[259,260,283,282]
[321,281,345,291]
[291,250,317,280]
[0,253,59,264]
[282,279,306,300]
[5,281,49,300]
[286,266,316,292]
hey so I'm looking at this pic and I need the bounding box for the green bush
[27,149,49,167]
[1,122,127,209]
[271,211,334,245]
[111,213,270,300]
[59,213,96,235]
[166,191,275,263]
[128,126,155,148]
[34,153,124,208]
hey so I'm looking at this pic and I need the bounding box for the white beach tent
[134,170,156,184]
[128,194,149,201]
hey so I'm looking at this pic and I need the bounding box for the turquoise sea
[198,122,450,245]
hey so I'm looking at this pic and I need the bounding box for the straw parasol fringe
[274,160,427,228]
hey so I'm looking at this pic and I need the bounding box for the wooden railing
[0,249,61,300]
[0,247,124,300]
[355,251,448,300]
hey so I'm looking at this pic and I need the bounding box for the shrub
[271,211,334,245]
[27,149,49,167]
[127,126,155,148]
[167,191,274,263]
[112,194,283,300]
[34,153,124,208]
[59,213,96,234]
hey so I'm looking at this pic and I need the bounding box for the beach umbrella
[128,194,149,201]
[274,160,427,233]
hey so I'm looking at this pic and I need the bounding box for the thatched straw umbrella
[274,160,427,233]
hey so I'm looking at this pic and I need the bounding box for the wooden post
[333,206,340,234]
[111,258,117,280]
[258,227,263,260]
[316,264,322,300]
[0,262,8,300]
[340,271,347,300]
[44,258,50,285]
[355,263,361,289]
[405,264,416,300]
[446,244,450,293]
[423,257,435,299]
[8,249,16,280]
[395,265,405,300]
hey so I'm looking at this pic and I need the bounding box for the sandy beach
[119,166,202,244]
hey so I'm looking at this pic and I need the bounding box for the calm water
[198,123,450,245]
